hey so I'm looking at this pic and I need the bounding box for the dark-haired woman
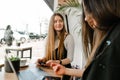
[51,0,120,80]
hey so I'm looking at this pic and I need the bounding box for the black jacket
[81,21,120,80]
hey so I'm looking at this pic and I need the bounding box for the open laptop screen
[5,54,19,80]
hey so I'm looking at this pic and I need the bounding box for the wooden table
[0,67,19,80]
[0,60,62,80]
[5,46,32,59]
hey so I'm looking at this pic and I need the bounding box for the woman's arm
[65,68,84,77]
[51,63,84,77]
[62,34,75,65]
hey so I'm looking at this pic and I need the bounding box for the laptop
[5,54,61,80]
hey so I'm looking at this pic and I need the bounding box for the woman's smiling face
[53,15,64,32]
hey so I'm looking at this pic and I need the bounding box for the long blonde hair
[45,13,68,61]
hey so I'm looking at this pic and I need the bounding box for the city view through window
[0,0,53,35]
[0,0,53,61]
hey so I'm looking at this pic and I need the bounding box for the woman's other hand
[51,63,66,75]
[36,58,46,66]
[46,60,60,66]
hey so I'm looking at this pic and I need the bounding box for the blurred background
[0,0,53,36]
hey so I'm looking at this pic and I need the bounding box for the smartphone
[39,62,46,67]
[42,76,61,80]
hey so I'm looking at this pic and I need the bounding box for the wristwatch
[59,60,62,64]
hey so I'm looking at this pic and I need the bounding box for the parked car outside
[13,31,29,43]
[29,33,40,39]
[0,29,29,45]
[39,33,47,39]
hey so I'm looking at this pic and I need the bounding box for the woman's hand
[51,63,66,75]
[46,60,60,66]
[36,58,46,66]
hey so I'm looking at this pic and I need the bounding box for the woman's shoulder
[64,34,74,48]
[66,34,73,38]
[65,34,74,41]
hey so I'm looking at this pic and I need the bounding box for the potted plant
[5,55,20,73]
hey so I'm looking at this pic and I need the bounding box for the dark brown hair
[82,0,120,59]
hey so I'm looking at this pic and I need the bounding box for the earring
[92,25,96,29]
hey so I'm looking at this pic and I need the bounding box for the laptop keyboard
[18,68,49,80]
[18,70,36,80]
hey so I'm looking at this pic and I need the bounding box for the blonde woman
[36,13,74,80]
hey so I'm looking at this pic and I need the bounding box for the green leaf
[56,0,81,12]
[9,55,20,61]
